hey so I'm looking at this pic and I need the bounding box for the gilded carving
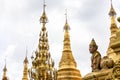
[100,56,114,70]
[89,39,101,72]
[112,59,120,79]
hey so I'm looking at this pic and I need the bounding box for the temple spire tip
[24,48,28,64]
[109,0,116,16]
[64,9,70,30]
[40,0,48,24]
[43,0,46,12]
[65,9,68,23]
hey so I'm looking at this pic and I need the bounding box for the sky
[0,0,120,80]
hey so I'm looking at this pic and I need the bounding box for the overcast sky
[0,0,120,80]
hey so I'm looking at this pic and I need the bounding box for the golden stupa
[57,12,82,80]
[28,1,57,80]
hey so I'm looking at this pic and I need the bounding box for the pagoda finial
[108,0,118,32]
[65,9,68,23]
[43,0,46,13]
[22,49,29,80]
[64,9,70,30]
[24,48,28,64]
[2,59,8,80]
[3,59,7,72]
[109,0,116,16]
[40,0,48,24]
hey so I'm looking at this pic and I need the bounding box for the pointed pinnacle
[3,59,7,72]
[108,0,116,16]
[64,9,70,30]
[40,0,48,24]
[24,49,28,63]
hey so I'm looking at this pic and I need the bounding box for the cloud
[0,45,16,61]
[75,0,107,22]
[4,45,16,56]
[0,0,120,79]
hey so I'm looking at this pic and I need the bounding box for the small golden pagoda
[106,0,118,59]
[22,49,29,80]
[57,12,82,80]
[110,17,120,80]
[28,1,57,80]
[83,0,120,80]
[2,60,8,80]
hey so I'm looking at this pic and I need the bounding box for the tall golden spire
[29,0,57,80]
[58,11,82,80]
[63,9,71,51]
[107,0,118,58]
[59,10,76,68]
[2,59,8,80]
[22,49,29,80]
[108,0,118,35]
